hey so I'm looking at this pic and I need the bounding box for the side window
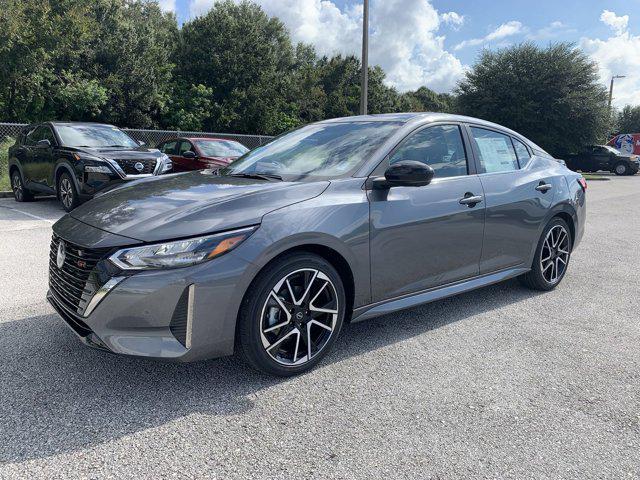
[389,124,468,179]
[161,141,178,155]
[24,126,41,146]
[512,138,531,167]
[470,127,519,174]
[40,126,56,145]
[178,141,194,155]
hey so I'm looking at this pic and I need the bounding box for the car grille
[49,234,110,316]
[114,158,157,175]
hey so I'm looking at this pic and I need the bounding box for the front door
[369,124,486,302]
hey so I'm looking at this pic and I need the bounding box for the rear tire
[237,253,346,376]
[11,170,34,202]
[613,162,629,176]
[519,217,572,291]
[58,172,79,212]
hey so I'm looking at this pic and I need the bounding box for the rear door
[467,125,561,274]
[32,125,58,188]
[369,123,486,302]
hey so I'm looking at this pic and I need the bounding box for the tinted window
[223,121,399,179]
[196,139,249,157]
[55,124,138,148]
[389,124,468,178]
[178,141,194,155]
[471,127,519,173]
[512,138,531,166]
[24,126,41,146]
[160,141,178,155]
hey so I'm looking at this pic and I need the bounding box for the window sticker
[476,137,516,172]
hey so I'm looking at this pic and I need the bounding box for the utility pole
[608,75,625,113]
[359,0,369,115]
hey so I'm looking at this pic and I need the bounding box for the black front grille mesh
[170,287,190,347]
[49,235,109,315]
[115,158,156,175]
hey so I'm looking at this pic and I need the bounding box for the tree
[399,87,453,113]
[616,105,640,133]
[456,43,608,156]
[178,0,297,135]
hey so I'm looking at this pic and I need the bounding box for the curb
[0,191,13,198]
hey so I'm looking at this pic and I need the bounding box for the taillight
[578,177,587,191]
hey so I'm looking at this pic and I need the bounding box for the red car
[156,137,249,172]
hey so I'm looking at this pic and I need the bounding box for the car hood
[68,171,330,243]
[67,146,163,160]
[201,155,238,166]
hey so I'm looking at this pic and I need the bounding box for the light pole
[359,0,369,115]
[608,75,626,112]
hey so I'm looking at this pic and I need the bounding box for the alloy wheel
[615,164,627,175]
[260,268,339,366]
[12,173,23,201]
[540,225,570,284]
[59,178,74,209]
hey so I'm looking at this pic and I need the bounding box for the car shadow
[0,278,541,463]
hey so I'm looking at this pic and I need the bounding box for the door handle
[459,193,483,206]
[535,182,553,193]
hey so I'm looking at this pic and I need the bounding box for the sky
[159,0,640,108]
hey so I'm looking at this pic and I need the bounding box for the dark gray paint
[51,113,587,361]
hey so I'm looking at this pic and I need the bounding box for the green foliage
[456,43,609,156]
[0,136,16,190]
[616,105,640,134]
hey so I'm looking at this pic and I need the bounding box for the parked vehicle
[8,122,172,211]
[48,113,586,376]
[156,137,249,172]
[608,133,640,156]
[565,144,639,176]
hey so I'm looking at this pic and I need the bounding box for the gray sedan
[47,113,586,376]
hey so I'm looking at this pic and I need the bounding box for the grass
[582,174,610,181]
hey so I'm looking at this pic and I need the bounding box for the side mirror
[182,150,197,159]
[373,161,434,189]
[36,139,51,148]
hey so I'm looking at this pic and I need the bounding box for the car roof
[49,121,119,128]
[160,137,245,143]
[318,112,551,156]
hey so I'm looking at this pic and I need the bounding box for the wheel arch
[53,162,81,195]
[241,243,356,323]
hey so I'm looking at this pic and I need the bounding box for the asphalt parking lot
[0,176,639,479]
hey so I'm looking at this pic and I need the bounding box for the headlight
[85,165,113,174]
[109,226,257,270]
[159,153,172,173]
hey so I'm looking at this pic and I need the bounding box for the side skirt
[351,266,530,323]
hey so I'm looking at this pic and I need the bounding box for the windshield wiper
[227,172,283,181]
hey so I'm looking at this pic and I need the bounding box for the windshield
[603,145,621,154]
[56,124,139,148]
[196,139,249,157]
[221,121,400,179]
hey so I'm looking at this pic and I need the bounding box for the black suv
[8,122,172,211]
[565,145,640,176]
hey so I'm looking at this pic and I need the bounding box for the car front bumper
[48,250,258,362]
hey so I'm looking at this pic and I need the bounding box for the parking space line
[0,205,56,224]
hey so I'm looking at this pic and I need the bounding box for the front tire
[519,218,572,291]
[58,172,79,212]
[613,162,629,176]
[11,170,34,202]
[237,253,346,376]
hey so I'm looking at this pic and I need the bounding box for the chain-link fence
[0,122,273,149]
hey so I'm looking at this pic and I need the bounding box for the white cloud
[188,0,466,93]
[454,20,524,50]
[526,20,574,41]
[581,11,640,108]
[157,0,176,12]
[440,12,464,30]
[600,10,628,35]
